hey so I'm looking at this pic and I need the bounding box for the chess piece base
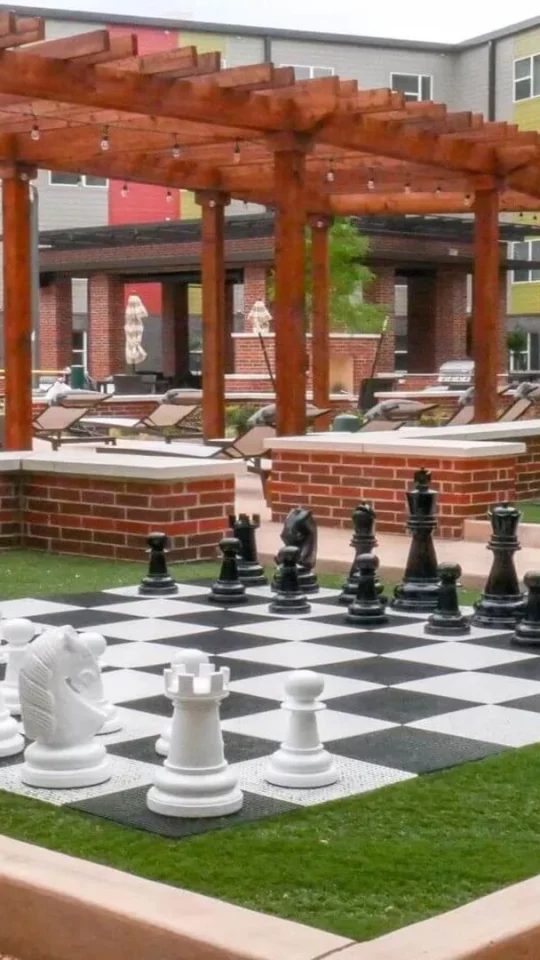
[0,709,24,758]
[391,580,440,613]
[471,594,526,630]
[237,562,268,587]
[208,582,248,605]
[513,621,540,645]
[346,603,389,627]
[265,745,338,788]
[424,614,471,636]
[269,593,311,615]
[96,704,123,735]
[147,761,243,818]
[139,576,179,597]
[21,739,110,788]
[2,684,20,717]
[298,570,319,595]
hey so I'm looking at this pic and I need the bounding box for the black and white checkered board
[1,581,540,838]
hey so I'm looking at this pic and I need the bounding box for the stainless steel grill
[436,360,474,388]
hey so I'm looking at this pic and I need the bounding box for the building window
[511,239,540,282]
[72,330,87,370]
[280,64,334,80]
[391,73,432,102]
[508,332,539,372]
[514,55,540,101]
[49,172,107,187]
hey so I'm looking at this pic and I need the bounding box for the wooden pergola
[0,13,539,449]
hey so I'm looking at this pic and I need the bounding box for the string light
[121,183,129,198]
[404,182,411,193]
[325,158,335,183]
[166,189,173,203]
[233,141,241,164]
[30,122,40,141]
[367,172,375,191]
[435,185,441,196]
[464,194,472,206]
[100,127,110,151]
[172,140,181,159]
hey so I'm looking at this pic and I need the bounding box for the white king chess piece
[19,627,111,789]
[265,671,338,788]
[147,650,243,818]
[2,619,38,716]
[155,648,209,757]
[78,632,123,734]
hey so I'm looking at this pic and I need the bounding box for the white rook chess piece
[78,632,122,735]
[19,627,110,789]
[155,648,209,757]
[147,650,243,818]
[2,619,37,716]
[265,671,338,788]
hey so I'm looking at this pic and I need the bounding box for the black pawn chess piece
[424,563,470,636]
[471,503,526,629]
[272,507,319,594]
[138,532,179,596]
[340,503,385,605]
[514,572,540,645]
[346,554,388,627]
[391,468,440,614]
[269,545,311,615]
[229,513,268,587]
[209,535,248,605]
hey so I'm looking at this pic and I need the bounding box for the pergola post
[273,138,309,436]
[473,188,500,423]
[309,215,332,415]
[3,167,34,451]
[196,191,229,440]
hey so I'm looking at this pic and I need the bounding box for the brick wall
[0,473,21,548]
[39,277,73,371]
[364,266,395,373]
[243,264,268,330]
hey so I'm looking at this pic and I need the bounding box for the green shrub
[226,403,260,435]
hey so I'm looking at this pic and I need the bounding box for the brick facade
[88,274,126,380]
[39,276,73,371]
[407,269,468,372]
[364,266,395,373]
[243,264,268,330]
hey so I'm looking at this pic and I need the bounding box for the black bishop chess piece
[513,572,540,645]
[391,468,440,614]
[346,554,388,627]
[138,532,179,596]
[269,545,311,615]
[209,534,248,605]
[272,507,319,594]
[471,503,526,629]
[229,513,268,587]
[340,503,385,606]
[424,563,470,636]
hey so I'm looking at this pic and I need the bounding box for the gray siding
[42,18,106,40]
[495,36,514,120]
[225,36,265,66]
[450,47,489,112]
[36,171,109,231]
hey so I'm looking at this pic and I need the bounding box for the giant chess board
[2,581,540,838]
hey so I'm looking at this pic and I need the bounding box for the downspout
[488,39,496,121]
[263,35,272,63]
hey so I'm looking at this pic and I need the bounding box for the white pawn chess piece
[147,650,243,818]
[2,619,37,716]
[155,648,209,757]
[19,627,110,789]
[265,671,338,788]
[0,685,24,758]
[78,632,122,735]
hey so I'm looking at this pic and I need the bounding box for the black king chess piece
[229,513,268,587]
[346,554,388,627]
[471,503,526,629]
[391,468,440,613]
[340,503,385,605]
[513,571,540,645]
[209,534,248,605]
[424,563,470,636]
[272,507,319,594]
[269,545,311,615]
[138,532,179,596]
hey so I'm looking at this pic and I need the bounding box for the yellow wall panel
[188,285,202,314]
[178,31,227,55]
[509,282,540,314]
[515,29,540,58]
[180,190,201,221]
[514,99,540,131]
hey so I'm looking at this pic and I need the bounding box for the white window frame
[509,333,532,372]
[510,239,540,283]
[390,72,432,102]
[72,329,88,370]
[48,171,108,188]
[280,64,334,80]
[513,53,540,102]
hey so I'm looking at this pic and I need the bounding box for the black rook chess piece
[339,503,385,605]
[471,503,526,629]
[209,535,248,605]
[138,532,179,596]
[269,545,311,615]
[229,513,268,587]
[391,468,440,614]
[272,507,319,594]
[424,563,470,636]
[513,572,540,645]
[346,554,389,627]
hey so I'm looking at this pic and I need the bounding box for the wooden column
[473,188,500,423]
[197,191,229,439]
[3,168,33,451]
[273,140,308,436]
[309,215,331,414]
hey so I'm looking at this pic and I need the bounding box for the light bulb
[100,130,109,151]
[233,141,241,164]
[30,123,40,141]
[325,169,335,183]
[166,189,173,203]
[404,182,411,193]
[367,178,375,191]
[436,185,441,196]
[172,141,181,159]
[121,183,128,198]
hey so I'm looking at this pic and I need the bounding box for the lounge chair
[445,394,533,427]
[83,402,202,442]
[33,394,115,451]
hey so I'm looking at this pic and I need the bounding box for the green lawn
[518,501,540,525]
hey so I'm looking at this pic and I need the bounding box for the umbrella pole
[258,330,276,392]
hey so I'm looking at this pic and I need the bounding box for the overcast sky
[8,0,540,42]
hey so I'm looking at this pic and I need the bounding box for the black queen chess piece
[208,535,248,605]
[424,563,470,636]
[138,532,179,596]
[340,503,385,605]
[346,554,389,627]
[269,545,311,615]
[513,572,540,645]
[272,507,319,594]
[391,467,440,613]
[229,513,268,587]
[471,503,527,629]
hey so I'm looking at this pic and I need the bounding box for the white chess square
[222,707,396,742]
[102,669,165,703]
[226,618,361,643]
[239,601,349,620]
[396,671,540,705]
[385,642,537,671]
[0,598,83,618]
[221,641,368,668]
[98,707,167,745]
[98,619,213,643]
[409,704,540,747]
[228,671,382,702]
[103,583,210,599]
[0,755,156,806]
[102,642,181,670]
[95,599,211,618]
[377,621,501,642]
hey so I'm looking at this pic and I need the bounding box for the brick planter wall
[0,473,21,548]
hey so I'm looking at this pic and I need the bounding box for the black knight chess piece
[346,554,388,627]
[269,545,311,615]
[209,534,248,605]
[229,513,268,587]
[424,563,470,636]
[513,572,540,645]
[138,532,179,596]
[272,507,319,594]
[340,503,385,605]
[471,503,526,629]
[391,468,440,613]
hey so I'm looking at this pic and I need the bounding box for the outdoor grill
[436,360,474,389]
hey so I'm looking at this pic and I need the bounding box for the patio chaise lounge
[33,393,115,451]
[83,401,202,442]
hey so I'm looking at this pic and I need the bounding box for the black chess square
[330,726,506,773]
[40,592,136,608]
[149,630,280,656]
[165,610,270,629]
[309,630,438,655]
[482,657,540,680]
[321,656,458,686]
[28,609,136,629]
[122,690,271,721]
[329,687,473,724]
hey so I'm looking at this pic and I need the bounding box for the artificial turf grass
[1,744,540,942]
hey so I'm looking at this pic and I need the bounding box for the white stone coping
[374,390,464,400]
[232,332,380,339]
[405,419,540,441]
[17,450,247,481]
[0,452,28,472]
[268,435,526,458]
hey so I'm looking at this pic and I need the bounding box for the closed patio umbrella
[124,294,148,370]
